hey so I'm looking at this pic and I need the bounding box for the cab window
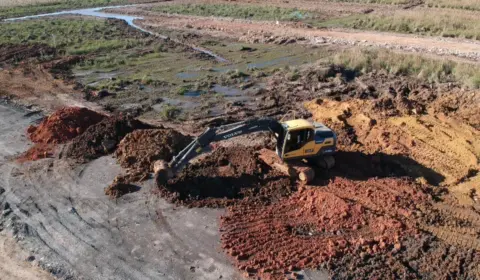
[315,130,334,144]
[285,129,313,153]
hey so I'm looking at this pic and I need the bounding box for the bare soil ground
[0,1,479,279]
[0,235,54,280]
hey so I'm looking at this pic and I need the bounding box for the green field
[317,9,480,40]
[0,18,145,54]
[332,48,480,88]
[152,3,314,21]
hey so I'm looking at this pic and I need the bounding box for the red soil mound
[27,107,105,144]
[16,143,55,162]
[220,177,430,279]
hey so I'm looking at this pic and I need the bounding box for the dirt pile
[115,129,192,175]
[27,107,105,144]
[16,143,55,163]
[105,129,192,198]
[64,115,151,162]
[104,181,140,199]
[157,146,295,207]
[220,177,430,279]
[264,65,479,128]
[306,98,479,187]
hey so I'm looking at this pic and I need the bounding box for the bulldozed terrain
[0,0,479,279]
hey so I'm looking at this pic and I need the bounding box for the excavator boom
[156,118,284,185]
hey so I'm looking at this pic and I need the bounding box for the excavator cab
[278,119,336,165]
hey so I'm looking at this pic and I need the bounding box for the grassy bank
[0,18,144,54]
[319,9,480,40]
[152,3,313,21]
[331,49,480,88]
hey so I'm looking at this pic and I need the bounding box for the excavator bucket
[154,160,173,186]
[258,148,315,183]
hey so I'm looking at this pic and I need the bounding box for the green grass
[318,9,480,40]
[332,49,480,88]
[426,0,480,11]
[326,0,409,4]
[0,18,145,54]
[159,104,181,120]
[152,3,313,21]
[0,0,133,19]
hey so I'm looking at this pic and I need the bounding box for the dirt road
[0,102,244,279]
[112,7,480,62]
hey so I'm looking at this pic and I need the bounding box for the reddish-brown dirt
[64,115,152,162]
[115,129,192,178]
[105,129,193,198]
[16,143,55,162]
[220,177,430,279]
[157,146,295,207]
[104,181,140,199]
[27,107,105,144]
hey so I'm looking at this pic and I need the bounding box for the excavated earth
[18,107,105,162]
[105,129,192,198]
[157,146,295,208]
[220,177,430,279]
[64,115,152,162]
[154,66,480,278]
[27,107,105,144]
[1,12,479,279]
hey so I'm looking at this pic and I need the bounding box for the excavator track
[311,155,335,170]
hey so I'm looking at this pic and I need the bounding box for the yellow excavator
[155,117,336,184]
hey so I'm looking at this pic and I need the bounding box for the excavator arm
[155,117,284,185]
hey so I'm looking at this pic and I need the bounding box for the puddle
[247,56,294,69]
[212,65,237,73]
[183,90,205,97]
[212,85,242,96]
[152,97,196,111]
[176,72,200,80]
